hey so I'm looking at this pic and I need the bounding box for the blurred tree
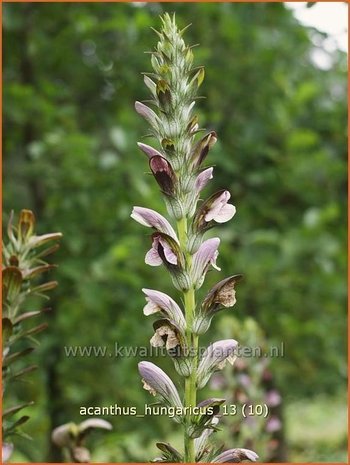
[3,2,346,462]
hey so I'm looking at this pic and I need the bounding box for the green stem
[177,216,198,463]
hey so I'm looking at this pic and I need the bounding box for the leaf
[16,322,48,340]
[2,318,13,344]
[3,401,34,418]
[155,442,183,462]
[3,347,35,367]
[2,267,23,302]
[4,415,30,436]
[9,365,38,381]
[13,308,50,325]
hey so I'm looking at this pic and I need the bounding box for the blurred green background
[3,2,347,462]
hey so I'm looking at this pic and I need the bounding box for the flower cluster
[132,14,258,463]
[2,210,62,462]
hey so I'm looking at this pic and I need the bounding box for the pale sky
[286,2,348,52]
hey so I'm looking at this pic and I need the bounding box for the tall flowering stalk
[2,210,61,462]
[132,14,258,463]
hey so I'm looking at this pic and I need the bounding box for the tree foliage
[3,2,347,462]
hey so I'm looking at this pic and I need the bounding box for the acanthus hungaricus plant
[2,210,62,462]
[132,14,259,463]
[51,418,112,463]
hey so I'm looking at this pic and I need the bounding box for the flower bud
[2,267,23,303]
[18,209,35,242]
[156,79,172,110]
[149,156,176,196]
[191,131,217,168]
[137,142,163,159]
[161,138,175,155]
[164,196,184,221]
[135,101,159,128]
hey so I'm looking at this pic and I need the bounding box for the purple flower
[204,190,236,223]
[149,156,176,196]
[197,339,238,388]
[211,448,258,463]
[131,207,178,241]
[191,238,221,288]
[138,361,183,408]
[135,101,159,127]
[266,416,282,433]
[137,142,163,159]
[265,389,282,407]
[195,167,214,194]
[142,288,186,331]
[145,233,178,267]
[2,443,14,463]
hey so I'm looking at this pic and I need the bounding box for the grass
[286,392,348,462]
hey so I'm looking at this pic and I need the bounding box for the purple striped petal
[142,288,186,331]
[3,443,14,463]
[204,190,236,223]
[144,235,178,267]
[145,242,163,266]
[137,142,163,159]
[138,361,183,408]
[135,101,159,127]
[195,167,214,194]
[131,207,178,241]
[197,339,238,388]
[191,237,221,288]
[211,448,258,463]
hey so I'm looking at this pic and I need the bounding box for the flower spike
[133,13,258,463]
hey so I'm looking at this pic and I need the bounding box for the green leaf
[2,318,13,344]
[3,347,35,367]
[3,401,34,418]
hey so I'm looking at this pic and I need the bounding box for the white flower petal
[145,247,162,266]
[214,203,236,223]
[131,207,178,241]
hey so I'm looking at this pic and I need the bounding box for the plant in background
[132,14,258,463]
[210,316,285,462]
[51,418,112,463]
[2,210,61,462]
